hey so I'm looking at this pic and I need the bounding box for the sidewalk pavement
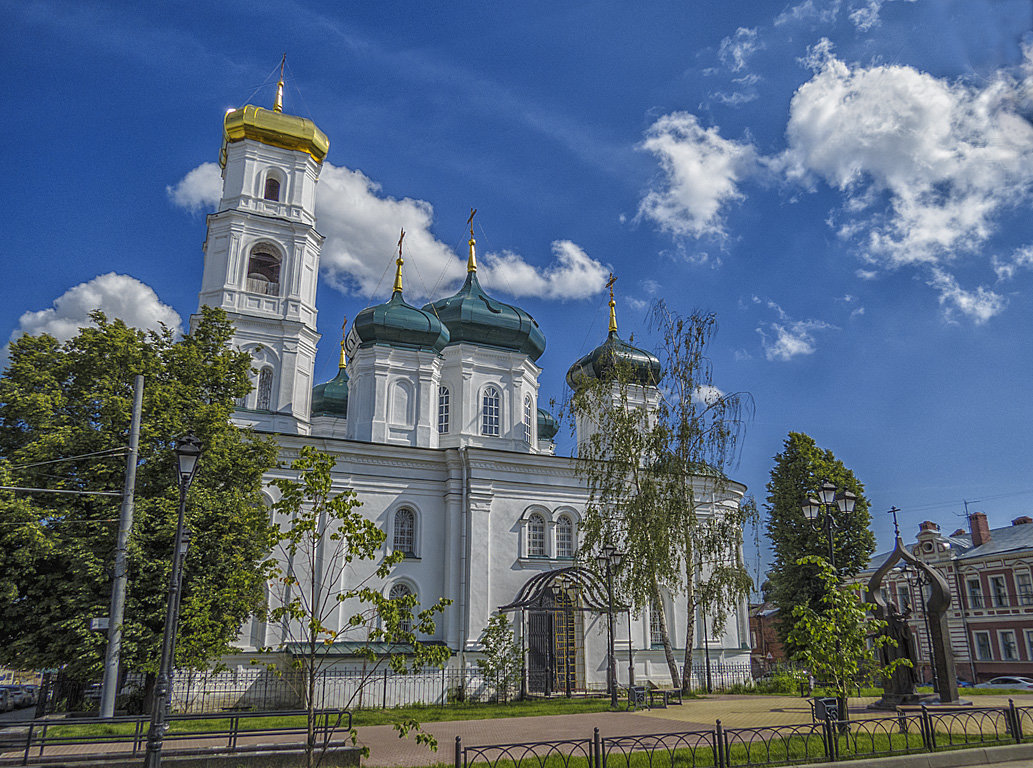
[356,693,1033,767]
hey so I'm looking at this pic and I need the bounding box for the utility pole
[100,374,143,718]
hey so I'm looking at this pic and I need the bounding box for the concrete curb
[801,741,1033,768]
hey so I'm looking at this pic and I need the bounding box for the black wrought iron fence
[456,701,1033,768]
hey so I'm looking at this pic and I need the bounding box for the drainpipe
[459,446,470,673]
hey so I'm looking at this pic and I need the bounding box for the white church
[192,84,751,696]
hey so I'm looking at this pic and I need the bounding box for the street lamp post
[596,544,623,708]
[801,480,857,574]
[144,435,202,768]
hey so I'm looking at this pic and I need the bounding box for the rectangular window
[1000,630,1019,661]
[437,387,449,434]
[968,578,984,609]
[975,631,993,661]
[991,576,1009,608]
[650,605,664,648]
[1017,573,1033,605]
[481,388,500,436]
[896,584,911,611]
[1025,630,1033,660]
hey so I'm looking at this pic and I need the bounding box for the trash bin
[627,686,646,709]
[812,696,838,721]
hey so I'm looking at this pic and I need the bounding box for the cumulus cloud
[166,162,222,212]
[638,112,756,239]
[993,245,1033,282]
[8,273,183,348]
[781,41,1033,271]
[692,384,725,405]
[756,301,836,361]
[170,161,608,303]
[718,28,762,73]
[927,268,1006,324]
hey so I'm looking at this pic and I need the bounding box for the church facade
[192,89,751,692]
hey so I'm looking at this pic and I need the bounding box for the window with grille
[389,583,414,634]
[482,386,500,436]
[650,604,664,648]
[556,516,574,558]
[256,369,273,410]
[393,508,416,556]
[438,386,449,434]
[522,395,533,443]
[527,513,546,557]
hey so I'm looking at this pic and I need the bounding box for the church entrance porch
[501,567,626,697]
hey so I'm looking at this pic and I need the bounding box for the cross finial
[466,208,478,273]
[888,506,901,539]
[393,229,405,293]
[606,273,618,334]
[274,54,286,113]
[339,317,347,369]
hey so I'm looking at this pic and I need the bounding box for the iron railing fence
[456,701,1033,768]
[2,708,350,767]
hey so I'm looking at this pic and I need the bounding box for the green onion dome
[354,290,450,353]
[424,271,546,361]
[537,407,560,441]
[565,330,663,390]
[311,365,349,417]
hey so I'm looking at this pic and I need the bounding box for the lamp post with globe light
[144,434,202,768]
[801,480,857,574]
[596,544,623,707]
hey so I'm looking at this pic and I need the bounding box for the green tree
[765,432,875,652]
[476,612,521,703]
[0,307,278,680]
[268,446,450,768]
[787,556,902,717]
[569,303,755,691]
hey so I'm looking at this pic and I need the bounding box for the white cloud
[8,273,183,350]
[993,245,1033,282]
[927,269,1006,324]
[774,0,842,27]
[692,384,725,405]
[756,300,836,361]
[718,28,762,73]
[166,162,222,212]
[170,162,608,303]
[782,43,1033,272]
[638,112,756,239]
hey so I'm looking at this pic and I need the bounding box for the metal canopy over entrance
[500,567,627,697]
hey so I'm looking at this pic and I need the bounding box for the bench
[647,686,683,708]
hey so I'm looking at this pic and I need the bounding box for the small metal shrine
[866,510,962,709]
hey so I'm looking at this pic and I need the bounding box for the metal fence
[455,700,1033,768]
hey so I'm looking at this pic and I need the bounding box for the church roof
[537,407,560,440]
[355,290,450,354]
[220,105,329,168]
[311,365,349,418]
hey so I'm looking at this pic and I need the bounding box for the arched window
[481,386,500,436]
[556,516,574,559]
[393,508,416,556]
[263,176,281,201]
[389,583,414,634]
[522,395,533,443]
[527,513,546,557]
[256,369,274,410]
[650,603,665,648]
[437,386,450,434]
[246,246,281,296]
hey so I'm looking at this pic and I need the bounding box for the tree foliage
[0,307,278,678]
[765,432,875,652]
[267,446,450,767]
[568,302,755,690]
[787,556,901,708]
[476,612,522,703]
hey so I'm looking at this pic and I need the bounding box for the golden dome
[219,105,329,168]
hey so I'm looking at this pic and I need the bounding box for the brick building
[861,512,1033,683]
[748,601,786,674]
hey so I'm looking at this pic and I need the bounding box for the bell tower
[193,71,329,434]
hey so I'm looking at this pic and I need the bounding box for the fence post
[920,704,935,751]
[441,666,447,707]
[594,726,601,768]
[1009,699,1022,743]
[383,669,388,710]
[454,735,462,768]
[715,719,725,768]
[823,712,837,762]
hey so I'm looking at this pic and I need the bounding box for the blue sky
[4,0,1033,579]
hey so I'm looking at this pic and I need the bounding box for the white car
[973,676,1033,690]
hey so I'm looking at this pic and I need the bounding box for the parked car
[0,685,29,708]
[973,676,1033,690]
[0,688,11,712]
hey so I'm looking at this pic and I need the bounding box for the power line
[0,486,121,497]
[7,447,128,471]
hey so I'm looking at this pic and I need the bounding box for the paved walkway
[357,693,1033,767]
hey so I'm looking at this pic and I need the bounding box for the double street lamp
[144,434,202,768]
[801,480,857,572]
[596,544,623,708]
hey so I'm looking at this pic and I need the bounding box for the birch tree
[569,302,754,691]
